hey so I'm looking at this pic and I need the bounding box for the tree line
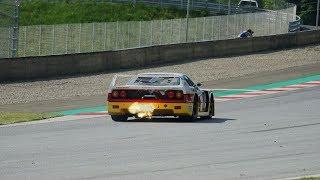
[288,0,319,26]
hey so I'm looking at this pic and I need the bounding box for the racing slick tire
[111,115,128,122]
[209,99,215,117]
[201,97,214,120]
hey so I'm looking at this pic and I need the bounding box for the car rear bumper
[107,102,193,116]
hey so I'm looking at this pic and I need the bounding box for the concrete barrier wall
[1,30,320,82]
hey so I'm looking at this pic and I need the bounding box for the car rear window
[130,76,180,86]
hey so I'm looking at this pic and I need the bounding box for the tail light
[167,90,184,100]
[167,91,175,99]
[119,90,127,98]
[110,90,128,99]
[112,90,119,98]
[110,89,187,101]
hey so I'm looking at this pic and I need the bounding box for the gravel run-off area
[0,44,320,105]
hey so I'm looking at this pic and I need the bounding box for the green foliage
[215,0,319,26]
[19,1,209,25]
[299,177,320,180]
[261,0,288,9]
[18,0,320,26]
[288,0,319,25]
[259,0,273,9]
[205,0,288,9]
[0,18,12,27]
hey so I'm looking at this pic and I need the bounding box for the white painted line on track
[249,90,279,94]
[269,87,299,91]
[303,80,320,85]
[215,82,320,102]
[220,94,262,98]
[277,174,320,180]
[211,88,260,92]
[287,84,315,88]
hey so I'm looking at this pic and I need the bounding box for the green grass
[300,177,320,180]
[20,1,209,25]
[0,112,61,125]
[4,0,294,26]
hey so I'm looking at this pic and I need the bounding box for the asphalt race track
[1,86,319,180]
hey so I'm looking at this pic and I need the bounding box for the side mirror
[196,83,202,87]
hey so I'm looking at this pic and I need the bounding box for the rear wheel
[209,99,215,116]
[201,97,214,119]
[111,115,128,122]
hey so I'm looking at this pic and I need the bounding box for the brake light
[167,91,175,99]
[112,90,119,98]
[120,90,127,98]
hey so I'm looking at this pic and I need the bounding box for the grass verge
[20,1,209,25]
[0,112,61,125]
[300,177,320,180]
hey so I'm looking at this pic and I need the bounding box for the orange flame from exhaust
[128,102,155,118]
